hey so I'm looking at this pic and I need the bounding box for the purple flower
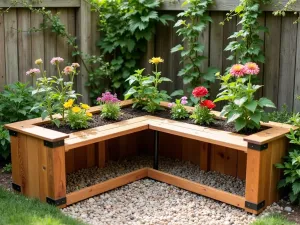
[97,92,120,104]
[168,103,174,108]
[181,96,188,105]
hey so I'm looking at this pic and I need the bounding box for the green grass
[251,214,298,225]
[0,187,87,225]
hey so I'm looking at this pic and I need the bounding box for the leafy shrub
[64,101,92,130]
[276,149,300,204]
[168,97,189,120]
[97,92,121,120]
[125,57,171,113]
[0,126,10,160]
[268,105,293,124]
[215,63,275,132]
[2,163,12,173]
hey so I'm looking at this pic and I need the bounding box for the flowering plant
[215,62,275,132]
[168,96,189,120]
[64,100,92,129]
[97,92,121,120]
[190,86,215,125]
[125,57,171,113]
[30,57,80,127]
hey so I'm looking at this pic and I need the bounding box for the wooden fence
[0,0,300,111]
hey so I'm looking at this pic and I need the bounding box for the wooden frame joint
[44,140,64,148]
[46,197,66,206]
[9,130,18,137]
[245,200,265,211]
[247,143,268,151]
[12,183,21,192]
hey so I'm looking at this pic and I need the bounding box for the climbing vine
[171,0,219,104]
[222,0,272,64]
[89,0,174,94]
[273,0,300,24]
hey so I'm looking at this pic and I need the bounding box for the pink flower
[243,62,260,75]
[50,57,64,65]
[181,96,188,105]
[72,63,80,68]
[230,64,245,77]
[168,103,174,108]
[26,68,40,76]
[63,66,74,75]
[97,92,120,104]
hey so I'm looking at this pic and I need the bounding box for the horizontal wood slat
[0,0,80,7]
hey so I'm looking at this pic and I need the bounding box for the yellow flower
[86,112,93,117]
[72,106,81,113]
[149,57,164,65]
[64,99,74,109]
[81,103,90,110]
[35,58,43,65]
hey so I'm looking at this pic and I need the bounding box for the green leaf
[171,44,184,53]
[203,68,219,82]
[159,14,174,26]
[125,88,137,100]
[250,111,262,125]
[258,97,276,108]
[293,182,300,195]
[227,111,242,123]
[234,97,248,107]
[171,90,184,97]
[183,76,193,84]
[277,179,287,189]
[160,77,172,82]
[235,117,247,131]
[53,119,60,128]
[141,11,158,22]
[41,111,48,120]
[244,100,258,113]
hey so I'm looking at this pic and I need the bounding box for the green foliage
[65,105,92,130]
[125,60,172,113]
[32,60,79,127]
[0,126,10,160]
[190,105,214,125]
[101,103,121,120]
[215,72,275,132]
[251,213,297,225]
[289,113,300,127]
[171,0,218,103]
[169,99,189,120]
[273,0,300,24]
[223,0,272,64]
[2,163,12,173]
[90,0,173,94]
[276,149,300,204]
[268,105,293,124]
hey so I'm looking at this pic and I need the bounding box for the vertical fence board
[294,20,300,112]
[4,9,18,84]
[0,14,5,90]
[31,12,44,73]
[57,9,69,71]
[18,9,32,84]
[278,13,297,110]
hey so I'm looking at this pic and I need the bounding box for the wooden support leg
[10,131,22,193]
[97,141,106,168]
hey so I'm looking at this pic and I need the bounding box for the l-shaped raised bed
[5,100,293,214]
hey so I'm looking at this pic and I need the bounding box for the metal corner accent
[245,200,265,211]
[46,197,67,206]
[9,130,18,137]
[247,143,268,151]
[12,183,21,192]
[44,140,65,148]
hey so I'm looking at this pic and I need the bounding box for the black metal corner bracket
[46,197,67,206]
[245,200,265,211]
[44,140,64,148]
[248,143,268,151]
[9,130,18,137]
[12,183,21,192]
[154,131,159,170]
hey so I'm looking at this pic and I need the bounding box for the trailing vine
[222,0,272,64]
[273,0,300,24]
[171,0,219,104]
[89,0,174,94]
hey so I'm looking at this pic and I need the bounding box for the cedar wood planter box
[5,100,294,214]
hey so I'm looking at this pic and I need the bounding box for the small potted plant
[97,92,121,120]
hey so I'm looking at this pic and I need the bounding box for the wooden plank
[19,134,28,195]
[199,15,210,73]
[244,127,290,145]
[44,9,57,77]
[57,8,69,75]
[158,0,300,11]
[74,147,87,171]
[66,168,148,205]
[65,149,75,174]
[264,12,281,109]
[26,136,40,198]
[38,139,49,202]
[160,133,182,160]
[148,169,245,209]
[47,145,66,204]
[10,136,21,188]
[294,15,300,112]
[4,9,18,84]
[86,144,96,168]
[237,152,247,180]
[97,141,106,168]
[278,13,297,110]
[68,8,76,64]
[210,145,226,174]
[222,12,236,69]
[0,0,81,7]
[18,9,32,84]
[91,11,101,57]
[0,13,5,90]
[77,0,91,103]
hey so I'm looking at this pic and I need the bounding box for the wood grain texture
[97,141,106,168]
[0,0,81,7]
[10,136,21,189]
[0,14,5,90]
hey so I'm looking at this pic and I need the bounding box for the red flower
[192,86,208,98]
[201,100,216,110]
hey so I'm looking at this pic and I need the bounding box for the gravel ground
[67,156,245,196]
[63,179,284,225]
